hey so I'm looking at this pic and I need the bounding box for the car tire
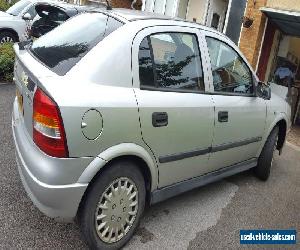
[254,126,279,181]
[79,160,146,249]
[0,31,17,43]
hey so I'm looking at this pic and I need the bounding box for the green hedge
[0,0,10,11]
[0,43,15,82]
[0,0,18,82]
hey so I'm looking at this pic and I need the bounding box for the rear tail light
[33,88,68,158]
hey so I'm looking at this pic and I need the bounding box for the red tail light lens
[33,88,69,158]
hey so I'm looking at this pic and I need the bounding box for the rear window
[29,13,123,75]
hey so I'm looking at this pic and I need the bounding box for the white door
[204,35,267,170]
[206,0,228,32]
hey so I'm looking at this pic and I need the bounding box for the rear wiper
[18,39,33,50]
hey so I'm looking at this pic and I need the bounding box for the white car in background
[0,0,52,43]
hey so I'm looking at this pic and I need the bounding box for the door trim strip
[211,137,262,153]
[158,137,262,163]
[159,148,210,163]
[151,158,257,204]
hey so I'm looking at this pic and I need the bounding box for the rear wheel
[0,31,17,43]
[254,126,279,181]
[79,161,146,249]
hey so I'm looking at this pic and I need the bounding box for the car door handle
[218,111,228,122]
[152,112,168,127]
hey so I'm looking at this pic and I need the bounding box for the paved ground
[0,83,299,249]
[288,125,300,147]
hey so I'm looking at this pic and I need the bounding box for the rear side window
[138,32,204,92]
[30,13,123,75]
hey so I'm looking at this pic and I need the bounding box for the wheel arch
[0,28,19,41]
[276,119,287,151]
[258,114,288,157]
[76,144,158,219]
[78,143,158,192]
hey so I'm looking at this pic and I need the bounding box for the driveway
[0,83,299,249]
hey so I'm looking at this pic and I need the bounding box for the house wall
[185,0,207,24]
[266,0,300,12]
[177,0,189,18]
[239,0,268,69]
[289,37,300,57]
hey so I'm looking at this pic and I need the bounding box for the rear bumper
[12,100,88,222]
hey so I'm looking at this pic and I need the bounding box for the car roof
[88,8,227,38]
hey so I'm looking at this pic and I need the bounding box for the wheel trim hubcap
[0,36,14,43]
[95,177,138,244]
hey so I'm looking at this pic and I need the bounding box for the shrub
[0,43,15,82]
[0,0,10,11]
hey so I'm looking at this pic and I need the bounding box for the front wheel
[79,161,146,249]
[0,31,17,43]
[254,126,279,181]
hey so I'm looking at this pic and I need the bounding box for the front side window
[138,32,204,92]
[206,37,253,95]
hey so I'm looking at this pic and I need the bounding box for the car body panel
[12,99,88,222]
[208,95,266,169]
[12,99,93,185]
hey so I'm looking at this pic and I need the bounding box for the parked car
[0,0,50,43]
[30,2,104,38]
[12,9,291,249]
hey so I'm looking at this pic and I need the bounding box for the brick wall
[267,0,300,12]
[239,0,268,69]
[111,0,132,8]
[79,0,142,10]
[110,0,142,9]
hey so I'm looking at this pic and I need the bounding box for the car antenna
[105,0,112,10]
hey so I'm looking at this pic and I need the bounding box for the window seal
[140,85,206,94]
[147,36,158,88]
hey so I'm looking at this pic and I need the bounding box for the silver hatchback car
[12,8,291,249]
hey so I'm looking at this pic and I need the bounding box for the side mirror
[257,81,271,100]
[22,13,32,20]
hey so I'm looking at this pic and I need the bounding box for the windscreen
[7,0,30,16]
[30,13,122,75]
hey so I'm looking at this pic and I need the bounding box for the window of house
[206,37,254,95]
[138,32,204,92]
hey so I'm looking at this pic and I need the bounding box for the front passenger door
[205,36,267,170]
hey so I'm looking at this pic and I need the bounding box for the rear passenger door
[203,33,267,170]
[132,26,215,188]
